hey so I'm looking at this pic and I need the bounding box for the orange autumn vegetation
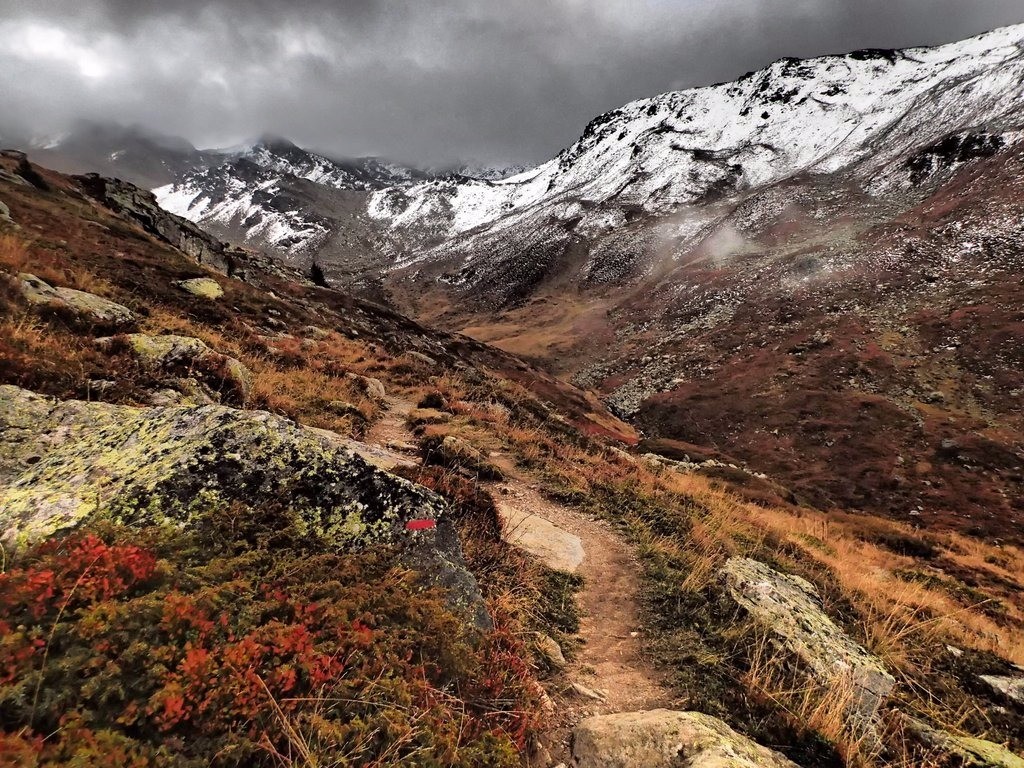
[0,504,539,768]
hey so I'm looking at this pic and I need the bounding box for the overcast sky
[2,0,1023,166]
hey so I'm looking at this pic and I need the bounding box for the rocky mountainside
[152,141,531,293]
[151,24,1024,294]
[149,24,1024,542]
[371,24,1024,297]
[2,145,1024,766]
[153,137,429,283]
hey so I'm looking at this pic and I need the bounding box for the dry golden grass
[743,631,880,767]
[411,387,1024,668]
[424,377,1024,762]
[137,308,386,436]
[0,233,115,296]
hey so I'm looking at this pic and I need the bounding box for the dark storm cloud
[2,0,1023,166]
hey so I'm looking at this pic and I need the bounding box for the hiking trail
[355,394,676,761]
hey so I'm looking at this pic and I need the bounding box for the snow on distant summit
[152,24,1024,302]
[154,138,431,255]
[367,24,1024,244]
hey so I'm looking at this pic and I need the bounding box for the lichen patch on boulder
[0,385,487,625]
[97,332,253,404]
[175,276,224,299]
[721,558,895,737]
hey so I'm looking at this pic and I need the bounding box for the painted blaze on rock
[0,385,488,625]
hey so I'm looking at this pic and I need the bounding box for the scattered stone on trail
[720,558,895,735]
[534,632,568,670]
[496,499,584,573]
[175,276,224,299]
[571,682,607,701]
[386,440,419,454]
[979,674,1024,706]
[899,714,1024,768]
[571,710,799,768]
[0,385,488,628]
[408,407,451,427]
[97,332,253,404]
[327,400,365,420]
[15,272,136,331]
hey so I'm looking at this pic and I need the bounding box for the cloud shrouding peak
[2,0,1023,166]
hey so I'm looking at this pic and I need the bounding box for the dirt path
[488,478,674,714]
[364,395,419,453]
[356,395,675,760]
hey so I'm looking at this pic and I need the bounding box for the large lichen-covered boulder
[98,333,253,404]
[721,558,895,728]
[0,385,487,626]
[572,710,799,768]
[900,715,1024,768]
[175,277,224,300]
[15,273,136,331]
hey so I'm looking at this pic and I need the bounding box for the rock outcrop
[979,673,1024,706]
[571,709,798,768]
[75,173,237,274]
[15,273,137,331]
[0,385,488,626]
[347,373,387,402]
[97,332,253,404]
[721,558,895,732]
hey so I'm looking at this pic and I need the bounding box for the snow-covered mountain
[153,137,432,256]
[144,25,1024,316]
[367,25,1024,287]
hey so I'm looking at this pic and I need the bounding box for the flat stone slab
[496,502,584,572]
[572,709,799,768]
